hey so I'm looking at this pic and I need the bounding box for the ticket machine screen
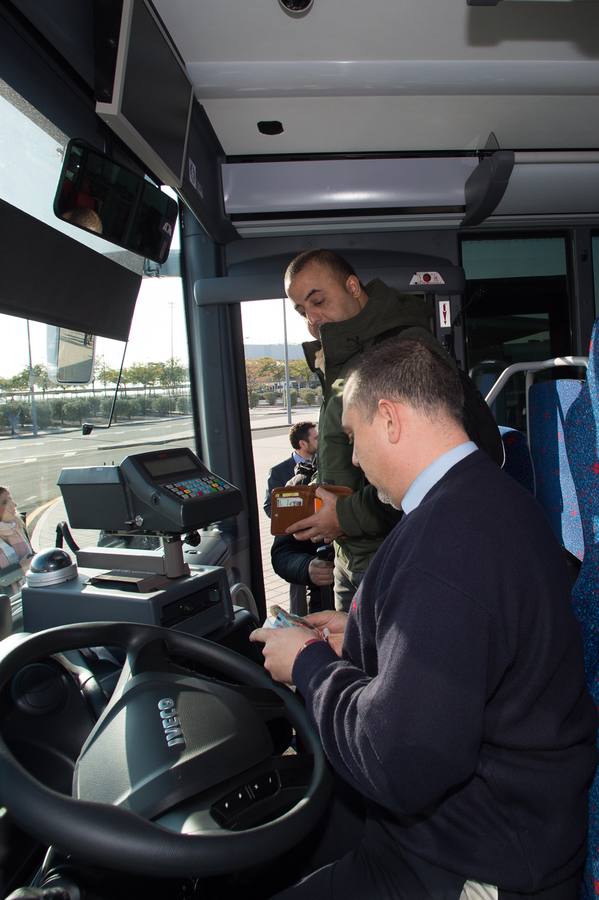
[58,448,243,534]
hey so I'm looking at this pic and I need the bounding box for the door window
[461,236,572,430]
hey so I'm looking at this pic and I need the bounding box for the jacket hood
[303,279,431,374]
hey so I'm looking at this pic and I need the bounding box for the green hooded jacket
[303,278,435,573]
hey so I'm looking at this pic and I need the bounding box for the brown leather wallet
[270,484,353,535]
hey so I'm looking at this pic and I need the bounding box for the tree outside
[0,352,318,435]
[0,357,192,435]
[244,356,321,409]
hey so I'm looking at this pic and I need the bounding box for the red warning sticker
[438,299,451,329]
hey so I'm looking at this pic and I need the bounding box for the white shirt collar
[401,442,478,515]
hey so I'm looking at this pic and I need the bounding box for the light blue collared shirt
[292,451,312,465]
[401,441,478,515]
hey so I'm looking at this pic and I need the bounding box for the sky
[0,286,310,379]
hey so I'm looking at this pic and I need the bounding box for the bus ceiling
[1,0,598,246]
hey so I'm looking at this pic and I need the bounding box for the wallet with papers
[270,484,353,535]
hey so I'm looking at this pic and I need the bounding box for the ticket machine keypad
[164,476,230,500]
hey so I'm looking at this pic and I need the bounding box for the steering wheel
[0,622,331,878]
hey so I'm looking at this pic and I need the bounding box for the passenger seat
[528,379,585,561]
[552,321,599,898]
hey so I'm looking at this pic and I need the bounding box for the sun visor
[0,197,140,341]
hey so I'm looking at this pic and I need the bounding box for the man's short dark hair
[346,338,464,425]
[289,421,317,450]
[285,249,358,289]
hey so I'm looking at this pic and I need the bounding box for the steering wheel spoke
[126,633,174,677]
[0,622,331,879]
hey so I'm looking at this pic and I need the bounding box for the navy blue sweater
[293,450,597,892]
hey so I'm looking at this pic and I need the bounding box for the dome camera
[26,548,78,587]
[278,0,314,17]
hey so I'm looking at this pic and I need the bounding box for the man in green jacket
[284,248,501,610]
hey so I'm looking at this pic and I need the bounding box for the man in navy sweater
[250,337,597,900]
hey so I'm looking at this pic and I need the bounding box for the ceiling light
[278,0,314,18]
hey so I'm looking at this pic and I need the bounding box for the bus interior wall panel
[0,198,140,341]
[180,216,266,615]
[205,235,465,305]
[179,99,239,245]
[224,229,461,273]
[195,267,464,306]
[0,2,104,150]
[180,205,226,468]
[93,0,124,105]
[194,301,266,615]
[178,205,211,463]
[228,300,267,616]
[570,227,597,356]
[1,1,157,186]
[7,0,96,90]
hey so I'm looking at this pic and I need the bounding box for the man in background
[263,421,318,518]
[264,421,319,614]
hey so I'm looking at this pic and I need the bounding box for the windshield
[0,84,192,612]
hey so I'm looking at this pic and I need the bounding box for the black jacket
[271,533,333,613]
[302,278,502,573]
[263,455,297,518]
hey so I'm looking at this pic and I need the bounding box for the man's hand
[249,624,316,683]
[304,609,348,657]
[308,558,334,586]
[286,486,344,543]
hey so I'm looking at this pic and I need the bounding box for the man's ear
[377,399,401,444]
[346,275,361,298]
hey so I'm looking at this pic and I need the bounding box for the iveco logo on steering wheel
[157,697,186,748]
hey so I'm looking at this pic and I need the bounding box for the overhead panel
[495,163,599,217]
[222,157,477,216]
[190,59,599,99]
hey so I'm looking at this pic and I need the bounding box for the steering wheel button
[212,785,254,823]
[248,772,279,801]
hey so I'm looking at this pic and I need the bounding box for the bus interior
[0,0,599,897]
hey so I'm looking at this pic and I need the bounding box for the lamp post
[282,299,292,425]
[26,320,38,437]
[169,300,175,363]
[168,300,175,407]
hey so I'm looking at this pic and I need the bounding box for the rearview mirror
[54,139,178,264]
[47,326,95,384]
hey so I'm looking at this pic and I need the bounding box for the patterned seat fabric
[498,426,534,494]
[528,379,585,561]
[561,326,599,898]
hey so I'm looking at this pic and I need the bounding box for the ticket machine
[22,448,250,641]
